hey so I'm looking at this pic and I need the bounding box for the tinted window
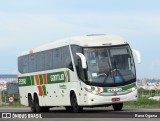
[53,48,62,69]
[18,57,23,73]
[23,55,29,73]
[18,45,73,73]
[62,46,73,70]
[29,54,36,72]
[36,52,45,71]
[71,45,84,79]
[45,50,53,70]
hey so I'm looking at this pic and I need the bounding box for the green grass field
[124,97,160,108]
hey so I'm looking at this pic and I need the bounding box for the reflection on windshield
[83,45,135,85]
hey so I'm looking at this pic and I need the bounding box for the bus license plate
[112,98,120,102]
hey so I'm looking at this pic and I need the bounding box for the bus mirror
[132,49,142,64]
[76,53,87,68]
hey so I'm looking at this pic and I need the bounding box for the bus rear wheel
[28,96,36,113]
[112,103,123,111]
[71,93,83,113]
[35,95,42,113]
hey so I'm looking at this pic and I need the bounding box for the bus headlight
[84,85,102,95]
[84,86,92,93]
[91,90,100,95]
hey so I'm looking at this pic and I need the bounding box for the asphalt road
[0,107,160,112]
[0,107,160,121]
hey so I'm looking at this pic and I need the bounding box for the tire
[112,103,123,111]
[65,106,73,112]
[34,95,42,113]
[28,96,36,113]
[71,93,83,113]
[30,100,36,113]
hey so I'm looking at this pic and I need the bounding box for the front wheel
[71,93,83,113]
[112,103,123,111]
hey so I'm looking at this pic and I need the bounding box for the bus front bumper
[85,89,137,106]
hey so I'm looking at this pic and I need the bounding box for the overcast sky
[0,0,160,78]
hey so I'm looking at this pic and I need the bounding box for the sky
[0,0,160,78]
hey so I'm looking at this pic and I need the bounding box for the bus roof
[19,35,128,56]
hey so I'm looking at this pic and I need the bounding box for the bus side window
[29,54,36,72]
[36,52,45,71]
[53,48,62,69]
[23,55,29,73]
[44,50,53,70]
[61,46,74,71]
[71,45,88,81]
[18,56,23,73]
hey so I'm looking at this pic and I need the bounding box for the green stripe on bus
[18,76,31,87]
[18,71,70,87]
[30,76,34,85]
[122,82,136,90]
[102,82,136,92]
[39,75,44,85]
[103,88,107,92]
[42,85,47,96]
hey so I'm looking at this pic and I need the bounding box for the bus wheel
[112,103,123,111]
[35,95,42,113]
[29,97,36,113]
[71,93,83,113]
[65,106,73,112]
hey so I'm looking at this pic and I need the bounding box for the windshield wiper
[101,68,112,85]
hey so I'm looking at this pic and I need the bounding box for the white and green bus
[18,35,141,113]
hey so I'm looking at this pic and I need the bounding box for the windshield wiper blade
[101,69,111,85]
[97,73,107,77]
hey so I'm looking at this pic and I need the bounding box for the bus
[17,34,141,113]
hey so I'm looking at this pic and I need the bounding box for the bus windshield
[83,45,136,86]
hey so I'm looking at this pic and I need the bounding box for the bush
[124,97,160,108]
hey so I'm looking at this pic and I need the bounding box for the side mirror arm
[76,53,87,68]
[132,49,142,64]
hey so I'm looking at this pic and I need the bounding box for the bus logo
[108,88,122,92]
[50,74,64,82]
[19,79,26,85]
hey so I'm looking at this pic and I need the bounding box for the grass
[124,97,160,108]
[0,102,27,108]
